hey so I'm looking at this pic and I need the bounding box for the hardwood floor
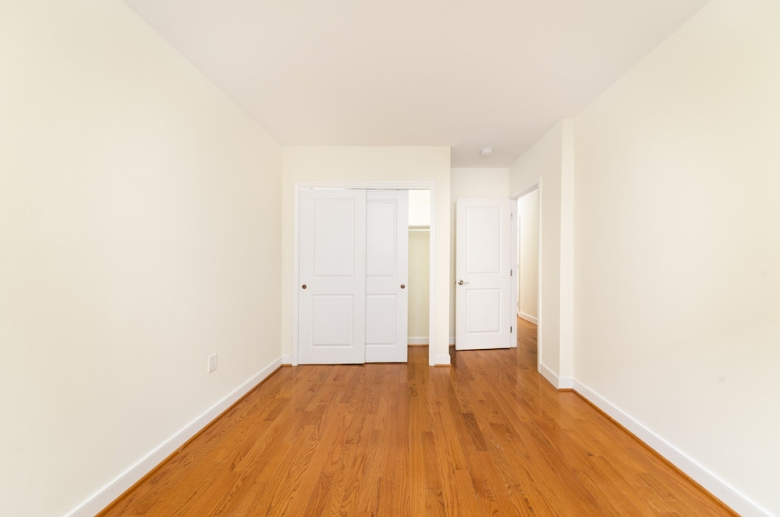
[100,318,734,516]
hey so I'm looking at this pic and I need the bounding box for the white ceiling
[122,0,708,167]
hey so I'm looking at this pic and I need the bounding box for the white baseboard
[64,357,283,517]
[539,363,558,387]
[517,311,538,324]
[434,354,451,365]
[407,337,429,346]
[573,380,771,517]
[449,336,455,345]
[282,354,292,365]
[538,363,573,390]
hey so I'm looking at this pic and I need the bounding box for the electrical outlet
[208,353,217,373]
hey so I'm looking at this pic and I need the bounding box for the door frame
[292,181,437,366]
[510,179,542,372]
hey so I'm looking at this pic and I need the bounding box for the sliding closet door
[365,190,409,363]
[298,189,367,364]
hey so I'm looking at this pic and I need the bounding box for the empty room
[2,1,778,516]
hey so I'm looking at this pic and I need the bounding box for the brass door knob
[301,284,307,289]
[400,284,406,289]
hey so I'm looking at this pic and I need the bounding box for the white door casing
[455,199,512,350]
[365,190,409,363]
[299,189,367,364]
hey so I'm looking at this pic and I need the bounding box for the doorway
[516,189,539,325]
[511,185,541,364]
[407,190,431,347]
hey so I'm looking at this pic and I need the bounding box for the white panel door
[365,190,408,363]
[299,189,367,364]
[455,199,511,350]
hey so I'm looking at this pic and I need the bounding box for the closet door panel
[299,189,366,364]
[365,190,408,363]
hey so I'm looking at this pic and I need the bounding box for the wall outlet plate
[208,353,217,373]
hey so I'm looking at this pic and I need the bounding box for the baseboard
[517,311,538,324]
[282,354,292,365]
[435,354,451,365]
[538,363,558,387]
[449,336,455,345]
[538,363,573,390]
[64,357,283,517]
[407,337,429,346]
[573,380,771,517]
[558,376,574,389]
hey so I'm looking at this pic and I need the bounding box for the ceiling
[122,0,709,167]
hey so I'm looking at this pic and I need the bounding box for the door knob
[301,284,307,289]
[400,284,406,289]
[458,280,469,285]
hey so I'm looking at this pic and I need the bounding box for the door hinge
[511,326,513,333]
[510,270,513,276]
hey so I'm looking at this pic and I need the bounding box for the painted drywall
[408,231,431,341]
[518,190,539,320]
[450,168,509,341]
[0,2,283,516]
[508,123,574,381]
[573,0,780,514]
[281,147,451,364]
[409,189,431,226]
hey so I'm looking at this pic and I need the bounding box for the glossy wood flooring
[101,319,734,516]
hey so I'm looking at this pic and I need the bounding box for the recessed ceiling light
[480,147,493,156]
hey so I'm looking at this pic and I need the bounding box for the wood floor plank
[454,469,481,516]
[100,318,736,516]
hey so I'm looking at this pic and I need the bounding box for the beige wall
[0,2,283,516]
[450,168,509,341]
[281,147,451,364]
[408,231,431,340]
[518,189,539,320]
[573,0,780,513]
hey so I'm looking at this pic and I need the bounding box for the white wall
[281,147,451,364]
[409,189,431,226]
[408,230,430,341]
[573,0,780,514]
[508,123,574,382]
[450,168,509,341]
[518,189,539,321]
[0,2,283,517]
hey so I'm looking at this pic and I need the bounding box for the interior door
[299,189,367,364]
[455,199,512,350]
[365,190,408,363]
